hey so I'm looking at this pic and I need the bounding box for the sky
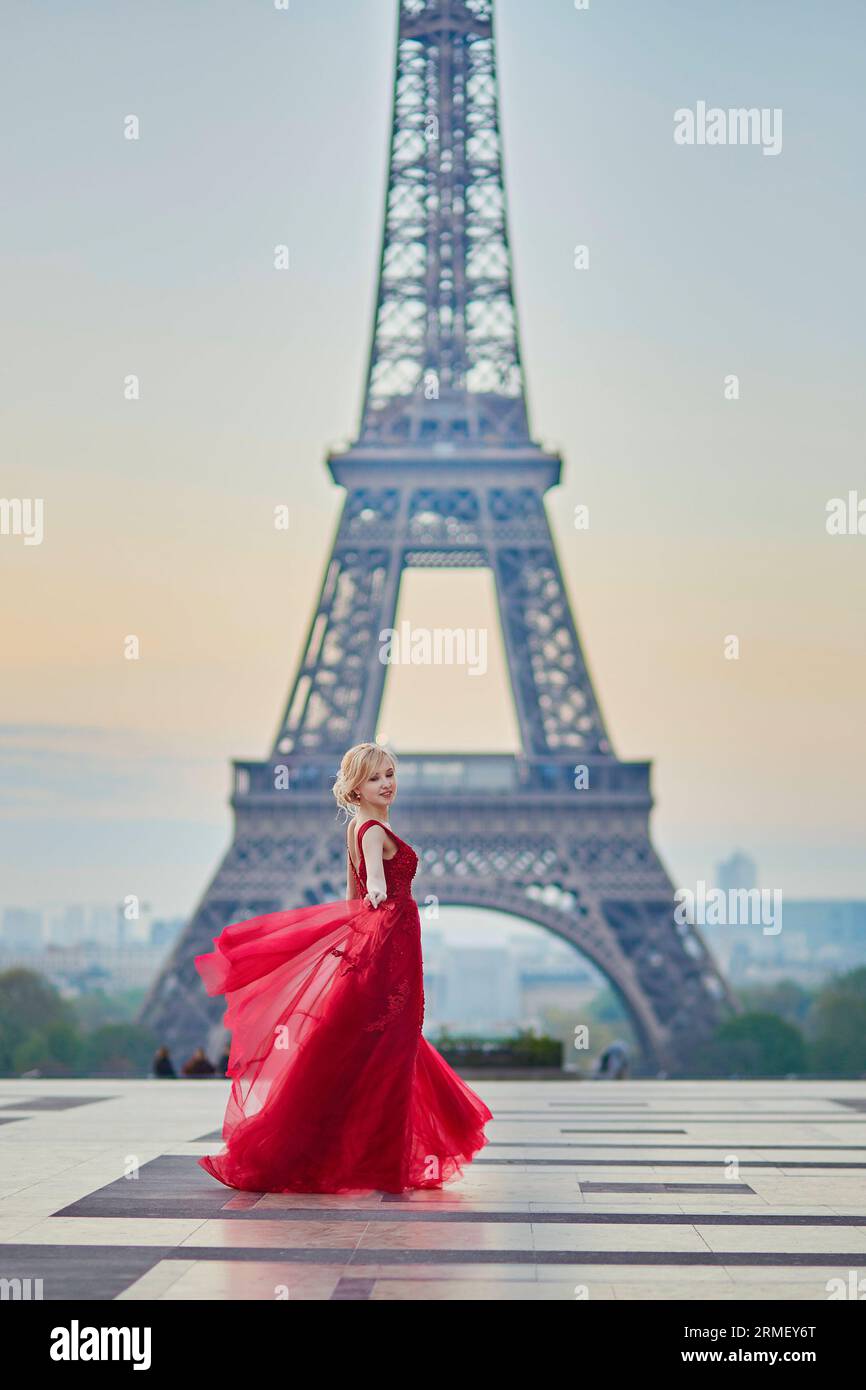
[1,0,865,917]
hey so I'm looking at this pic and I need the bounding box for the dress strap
[357,819,399,853]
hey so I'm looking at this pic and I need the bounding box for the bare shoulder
[359,822,397,860]
[361,822,387,846]
[348,819,385,856]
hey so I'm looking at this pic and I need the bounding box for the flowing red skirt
[194,894,492,1194]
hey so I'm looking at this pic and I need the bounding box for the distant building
[57,904,87,947]
[44,904,111,948]
[419,925,605,1035]
[710,900,866,986]
[521,968,598,1016]
[88,906,117,948]
[0,940,169,993]
[1,908,43,950]
[435,947,521,1033]
[0,901,182,990]
[149,918,185,949]
[716,851,758,894]
[114,899,156,948]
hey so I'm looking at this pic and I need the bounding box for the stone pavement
[1,1077,865,1301]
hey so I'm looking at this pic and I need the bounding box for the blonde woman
[195,742,492,1194]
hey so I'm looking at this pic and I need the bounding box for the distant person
[595,1040,630,1079]
[152,1046,176,1078]
[217,1050,231,1076]
[181,1047,216,1077]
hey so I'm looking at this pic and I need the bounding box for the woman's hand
[364,881,387,909]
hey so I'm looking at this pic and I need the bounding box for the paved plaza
[1,1077,865,1301]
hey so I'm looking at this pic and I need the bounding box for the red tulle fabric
[194,819,492,1194]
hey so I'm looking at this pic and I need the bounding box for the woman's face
[357,758,396,811]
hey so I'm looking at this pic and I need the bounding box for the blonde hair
[332,742,397,819]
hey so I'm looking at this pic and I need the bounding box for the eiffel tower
[141,0,734,1074]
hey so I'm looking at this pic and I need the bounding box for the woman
[195,742,492,1194]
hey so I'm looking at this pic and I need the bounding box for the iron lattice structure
[141,0,734,1073]
[360,0,529,447]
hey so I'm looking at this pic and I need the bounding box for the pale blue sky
[2,0,865,914]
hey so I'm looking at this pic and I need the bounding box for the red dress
[194,819,493,1193]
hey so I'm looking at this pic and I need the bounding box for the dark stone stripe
[56,1199,243,1218]
[580,1181,754,1193]
[493,1111,866,1118]
[50,1199,866,1226]
[160,1206,866,1227]
[165,1246,356,1264]
[490,1141,866,1151]
[475,1157,866,1168]
[0,1245,173,1300]
[546,1096,866,1105]
[330,1277,376,1300]
[493,1110,649,1116]
[344,1250,866,1268]
[158,1247,866,1268]
[492,1117,866,1125]
[0,1096,113,1111]
[551,1128,687,1134]
[5,1243,859,1291]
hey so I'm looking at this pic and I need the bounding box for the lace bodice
[349,820,418,901]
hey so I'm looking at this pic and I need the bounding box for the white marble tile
[346,1261,536,1282]
[694,1225,866,1254]
[154,1261,344,1301]
[724,1263,866,1285]
[356,1220,532,1251]
[532,1222,708,1252]
[12,1217,209,1246]
[612,1280,821,1301]
[180,1219,370,1250]
[533,1262,735,1284]
[116,1260,198,1300]
[0,1215,49,1239]
[370,1278,578,1300]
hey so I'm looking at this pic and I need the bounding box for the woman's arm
[360,826,388,908]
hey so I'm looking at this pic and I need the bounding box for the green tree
[72,987,146,1032]
[807,968,866,1076]
[736,979,813,1029]
[81,1023,158,1077]
[689,1012,806,1078]
[0,969,78,1075]
[13,1020,83,1077]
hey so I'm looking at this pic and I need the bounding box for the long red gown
[194,819,493,1193]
